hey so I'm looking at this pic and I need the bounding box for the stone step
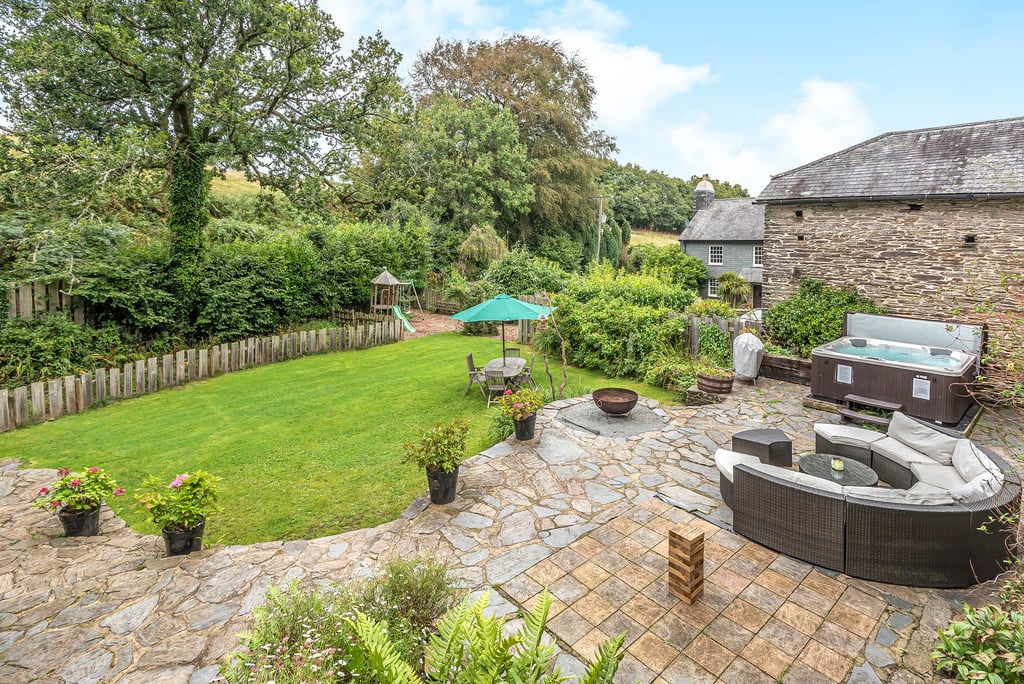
[844,393,903,412]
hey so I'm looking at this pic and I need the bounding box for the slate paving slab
[0,381,1016,682]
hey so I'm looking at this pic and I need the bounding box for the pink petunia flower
[504,389,513,395]
[69,479,82,488]
[50,500,62,509]
[86,466,99,474]
[37,486,49,496]
[57,467,70,476]
[113,488,126,496]
[169,473,189,488]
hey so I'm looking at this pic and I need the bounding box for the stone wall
[762,197,1024,322]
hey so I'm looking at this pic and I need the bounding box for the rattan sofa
[716,417,1021,587]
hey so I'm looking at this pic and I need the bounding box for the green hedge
[764,279,884,357]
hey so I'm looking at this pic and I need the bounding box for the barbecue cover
[733,332,764,380]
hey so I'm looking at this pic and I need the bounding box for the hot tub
[811,314,983,425]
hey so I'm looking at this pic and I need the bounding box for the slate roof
[758,117,1024,202]
[679,198,764,242]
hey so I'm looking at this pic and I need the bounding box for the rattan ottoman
[732,428,793,467]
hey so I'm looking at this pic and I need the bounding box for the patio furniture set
[464,351,538,406]
[715,415,1021,587]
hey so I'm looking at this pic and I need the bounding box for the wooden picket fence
[683,315,763,356]
[7,280,87,322]
[0,319,404,433]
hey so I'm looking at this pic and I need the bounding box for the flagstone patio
[0,379,1018,682]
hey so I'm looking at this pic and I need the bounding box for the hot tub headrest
[930,347,952,356]
[850,338,867,347]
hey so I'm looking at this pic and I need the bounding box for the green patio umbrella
[450,293,552,359]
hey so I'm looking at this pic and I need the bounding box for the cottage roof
[758,116,1024,203]
[679,198,764,242]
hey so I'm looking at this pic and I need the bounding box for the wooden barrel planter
[697,372,734,395]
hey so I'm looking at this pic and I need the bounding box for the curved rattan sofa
[723,424,1021,588]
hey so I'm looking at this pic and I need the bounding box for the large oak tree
[0,0,403,317]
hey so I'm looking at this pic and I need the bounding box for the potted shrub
[403,419,469,505]
[136,471,221,555]
[497,387,546,440]
[33,466,125,537]
[696,359,734,395]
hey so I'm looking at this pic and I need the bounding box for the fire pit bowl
[592,388,639,415]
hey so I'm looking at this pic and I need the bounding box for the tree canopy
[411,35,616,243]
[0,0,404,316]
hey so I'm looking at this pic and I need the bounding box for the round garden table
[797,453,879,487]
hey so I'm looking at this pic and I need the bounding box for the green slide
[390,306,416,333]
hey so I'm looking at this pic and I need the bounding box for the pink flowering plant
[497,387,546,421]
[135,470,221,533]
[33,466,125,513]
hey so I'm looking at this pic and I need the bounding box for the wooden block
[64,375,78,413]
[109,368,120,400]
[0,389,9,432]
[136,360,146,394]
[96,368,107,402]
[148,357,158,390]
[80,372,93,408]
[175,351,186,384]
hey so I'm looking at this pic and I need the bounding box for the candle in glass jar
[831,457,844,471]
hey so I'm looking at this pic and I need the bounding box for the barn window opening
[908,203,923,211]
[794,210,804,218]
[964,234,977,244]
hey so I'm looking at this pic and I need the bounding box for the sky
[321,0,1024,195]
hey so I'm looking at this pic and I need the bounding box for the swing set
[370,270,422,332]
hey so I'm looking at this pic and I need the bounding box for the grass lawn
[629,229,680,247]
[0,332,675,545]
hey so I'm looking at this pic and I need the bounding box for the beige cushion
[950,474,1003,504]
[742,461,845,494]
[910,462,967,491]
[814,423,886,449]
[872,436,939,469]
[714,449,763,481]
[844,485,955,506]
[952,439,1004,483]
[908,481,947,495]
[886,412,959,465]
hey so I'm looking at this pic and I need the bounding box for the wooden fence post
[96,368,107,403]
[109,368,121,401]
[122,363,133,399]
[48,378,64,419]
[64,376,78,414]
[30,382,46,423]
[0,389,8,432]
[81,372,93,409]
[13,387,28,426]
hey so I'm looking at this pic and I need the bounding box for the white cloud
[666,79,874,194]
[761,79,874,167]
[548,29,712,129]
[320,0,504,62]
[668,114,775,195]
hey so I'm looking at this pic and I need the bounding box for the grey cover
[733,332,765,380]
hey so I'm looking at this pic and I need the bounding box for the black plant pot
[426,467,459,505]
[514,414,537,440]
[59,506,101,537]
[162,516,205,556]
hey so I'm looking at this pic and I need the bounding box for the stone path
[0,379,1016,683]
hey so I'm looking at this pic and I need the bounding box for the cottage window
[708,245,723,265]
[753,245,764,266]
[707,279,719,298]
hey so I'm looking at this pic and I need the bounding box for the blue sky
[323,0,1024,194]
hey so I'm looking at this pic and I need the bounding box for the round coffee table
[798,453,878,487]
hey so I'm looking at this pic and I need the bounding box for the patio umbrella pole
[501,321,507,362]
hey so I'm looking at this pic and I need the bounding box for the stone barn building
[756,117,1024,320]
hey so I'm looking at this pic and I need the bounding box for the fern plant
[350,589,627,683]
